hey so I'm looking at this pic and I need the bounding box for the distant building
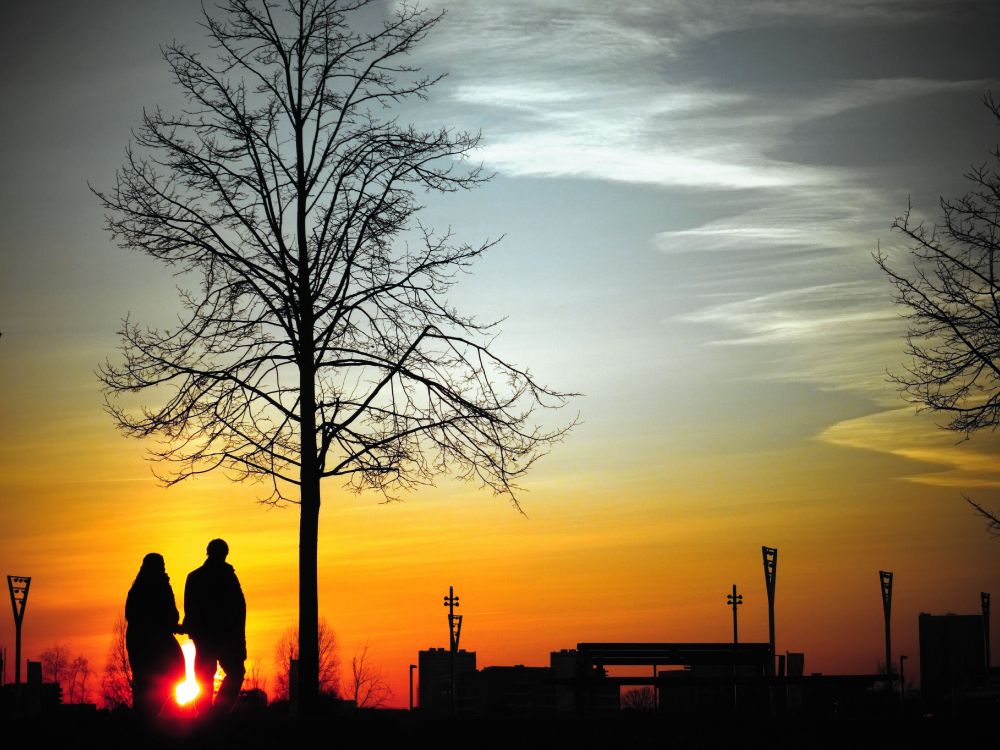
[418,648,476,715]
[550,649,579,714]
[477,665,554,716]
[414,641,891,718]
[786,652,805,678]
[0,661,61,717]
[919,613,987,715]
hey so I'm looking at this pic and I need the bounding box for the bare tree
[40,644,70,686]
[39,644,93,704]
[67,656,93,704]
[101,614,133,709]
[344,641,390,708]
[875,94,1000,436]
[273,618,339,700]
[93,0,572,712]
[875,93,1000,535]
[245,657,268,694]
[620,686,656,711]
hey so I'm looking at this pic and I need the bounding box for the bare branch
[344,641,391,708]
[875,93,1000,437]
[964,494,1000,537]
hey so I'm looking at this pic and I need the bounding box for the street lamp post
[6,575,30,687]
[880,571,894,678]
[761,547,778,675]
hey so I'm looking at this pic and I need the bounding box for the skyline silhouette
[3,549,994,715]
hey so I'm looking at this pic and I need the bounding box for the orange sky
[1,339,996,706]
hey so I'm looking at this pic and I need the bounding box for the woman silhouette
[125,553,184,718]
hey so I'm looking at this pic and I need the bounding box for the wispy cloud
[655,185,880,255]
[684,282,896,346]
[680,281,904,393]
[410,1,943,70]
[405,0,999,488]
[449,77,976,190]
[451,84,820,189]
[820,408,1000,487]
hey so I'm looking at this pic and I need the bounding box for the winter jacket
[182,559,247,658]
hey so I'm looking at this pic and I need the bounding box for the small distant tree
[39,644,93,704]
[875,93,1000,535]
[40,644,70,685]
[274,618,339,700]
[621,686,656,711]
[67,656,93,704]
[245,657,268,694]
[101,615,133,709]
[344,641,391,708]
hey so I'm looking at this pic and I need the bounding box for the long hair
[126,552,178,632]
[132,552,170,589]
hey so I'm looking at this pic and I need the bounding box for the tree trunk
[296,257,320,713]
[294,40,321,711]
[298,465,320,714]
[297,309,320,713]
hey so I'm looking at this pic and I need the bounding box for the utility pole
[443,585,462,717]
[727,583,744,714]
[880,571,893,678]
[982,592,991,669]
[899,654,907,707]
[761,547,777,675]
[727,584,743,644]
[6,576,30,687]
[409,663,417,710]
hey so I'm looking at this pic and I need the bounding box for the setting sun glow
[175,641,200,705]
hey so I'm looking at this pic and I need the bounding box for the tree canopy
[876,93,1000,538]
[875,93,1000,437]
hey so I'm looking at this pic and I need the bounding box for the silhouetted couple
[125,539,246,719]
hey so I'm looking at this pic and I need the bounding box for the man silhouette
[183,538,246,715]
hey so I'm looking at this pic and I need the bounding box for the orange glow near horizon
[1,441,999,709]
[2,335,1000,708]
[175,641,200,705]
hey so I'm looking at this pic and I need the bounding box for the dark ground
[9,712,1000,749]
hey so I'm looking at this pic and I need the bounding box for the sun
[175,641,200,705]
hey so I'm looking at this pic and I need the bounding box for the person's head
[134,552,168,586]
[140,552,165,573]
[206,538,229,561]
